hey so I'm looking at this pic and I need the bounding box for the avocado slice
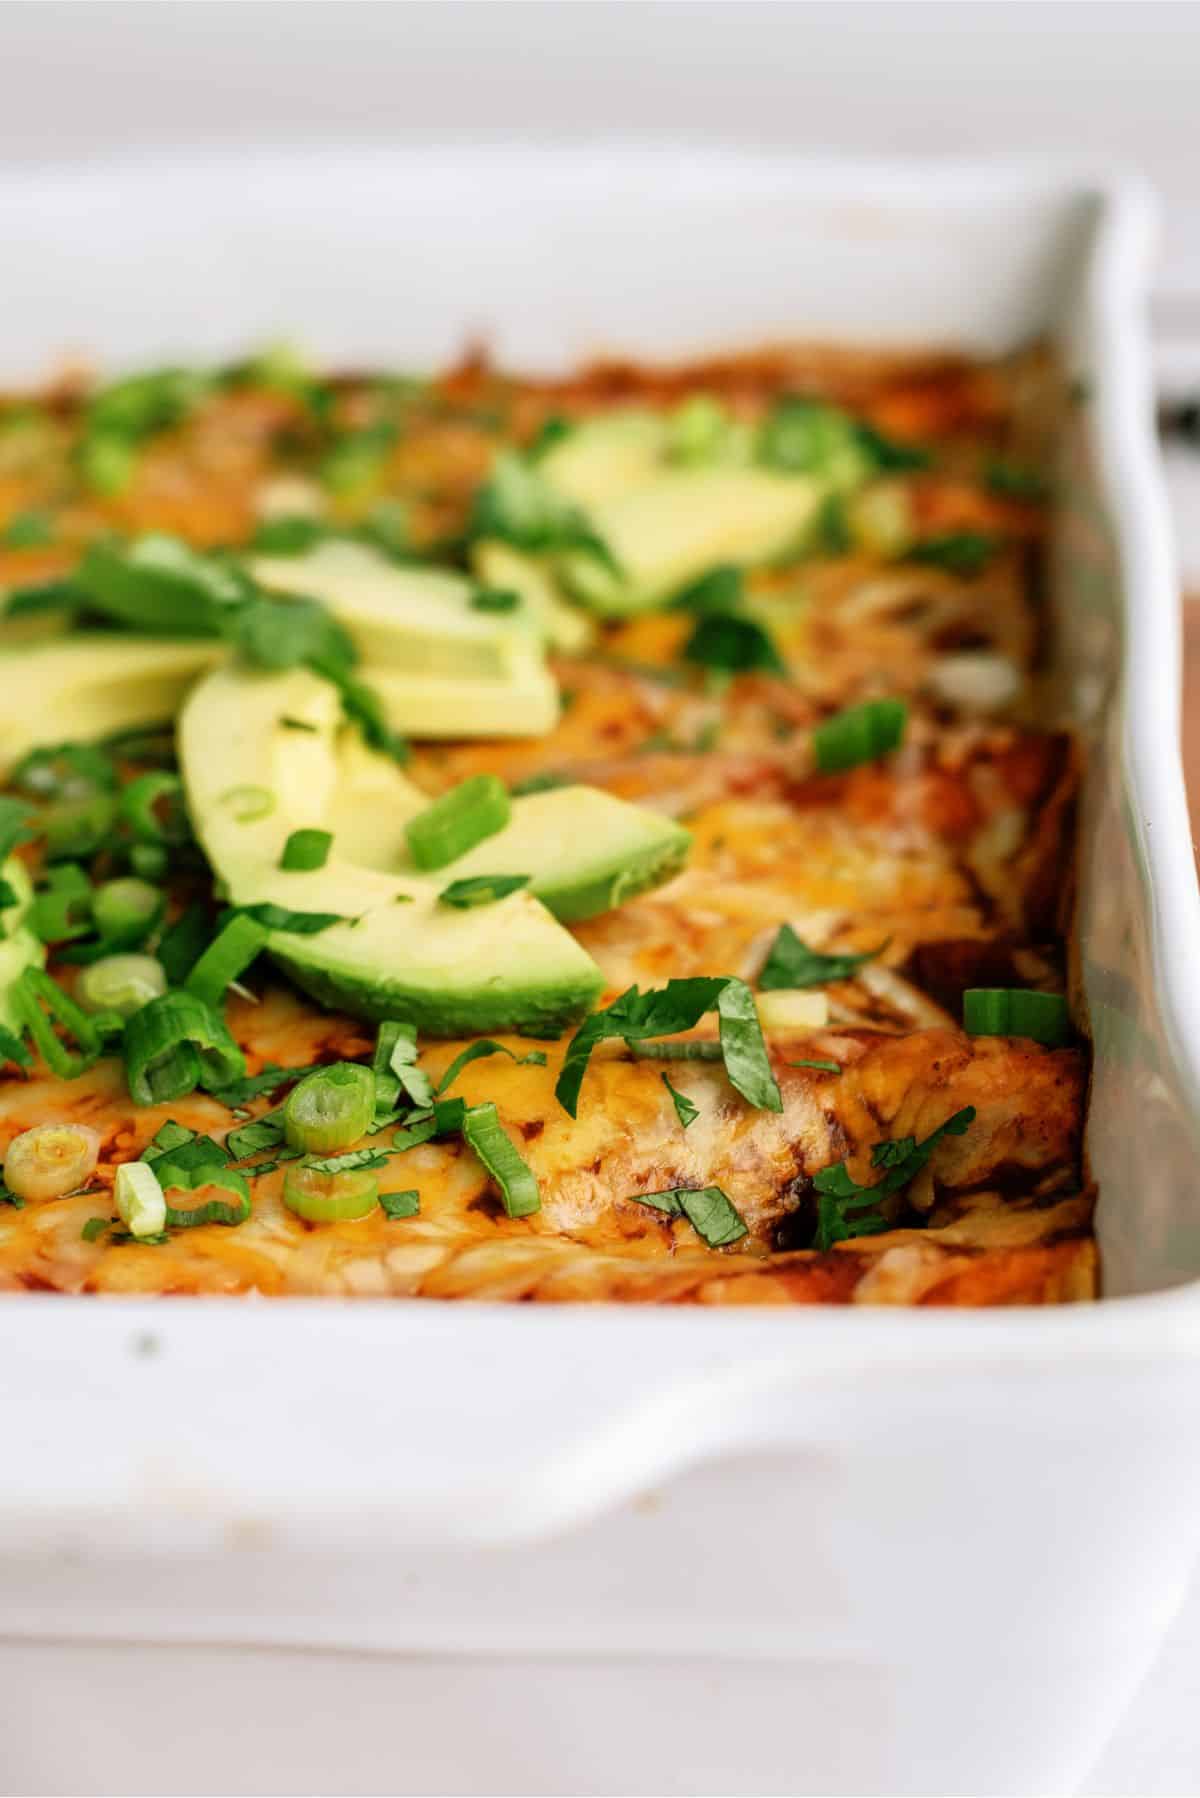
[253,542,560,737]
[532,414,823,617]
[558,467,823,615]
[180,664,688,1033]
[0,635,224,774]
[432,786,689,925]
[471,540,595,655]
[0,858,47,1032]
[539,410,668,507]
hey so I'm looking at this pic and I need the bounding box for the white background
[1,5,1199,1792]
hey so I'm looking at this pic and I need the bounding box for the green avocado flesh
[180,665,689,1034]
[433,787,690,925]
[253,542,560,737]
[0,636,224,774]
[0,547,562,772]
[539,416,823,616]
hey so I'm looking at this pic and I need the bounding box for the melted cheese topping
[0,342,1092,1304]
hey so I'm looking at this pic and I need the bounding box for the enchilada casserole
[0,343,1094,1303]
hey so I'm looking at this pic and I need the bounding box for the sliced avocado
[253,541,559,738]
[471,540,595,655]
[0,635,223,774]
[435,786,689,924]
[181,665,687,1033]
[539,411,667,508]
[558,467,823,615]
[0,857,47,1032]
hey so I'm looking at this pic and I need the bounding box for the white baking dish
[1,147,1199,1798]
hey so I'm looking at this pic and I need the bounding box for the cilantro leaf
[662,1072,699,1129]
[555,975,780,1118]
[435,1039,548,1095]
[812,1105,976,1249]
[904,532,999,577]
[630,1185,748,1248]
[380,1189,420,1220]
[470,449,620,572]
[758,925,887,991]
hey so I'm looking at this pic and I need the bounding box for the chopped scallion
[462,1101,540,1217]
[962,988,1071,1047]
[122,990,245,1106]
[183,913,269,1008]
[280,828,333,872]
[283,1063,377,1154]
[283,1163,379,1223]
[406,775,511,872]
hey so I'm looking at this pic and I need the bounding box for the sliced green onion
[282,1164,379,1223]
[628,1039,724,1063]
[962,988,1071,1047]
[122,990,246,1106]
[405,775,511,873]
[789,1058,842,1073]
[220,784,275,824]
[380,1188,420,1220]
[813,698,907,774]
[0,1025,32,1069]
[130,843,169,881]
[462,1101,540,1217]
[156,901,211,985]
[91,877,164,950]
[28,863,93,944]
[119,771,189,845]
[183,913,269,1008]
[4,1123,100,1201]
[279,828,333,872]
[42,791,117,861]
[160,1150,251,1226]
[81,1216,109,1242]
[115,1161,166,1239]
[8,743,115,802]
[10,969,105,1077]
[164,1182,251,1228]
[77,953,167,1018]
[439,873,529,909]
[630,1185,748,1248]
[283,1062,377,1153]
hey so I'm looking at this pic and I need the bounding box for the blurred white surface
[0,3,1197,289]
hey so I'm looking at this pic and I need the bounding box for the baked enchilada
[0,344,1093,1303]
